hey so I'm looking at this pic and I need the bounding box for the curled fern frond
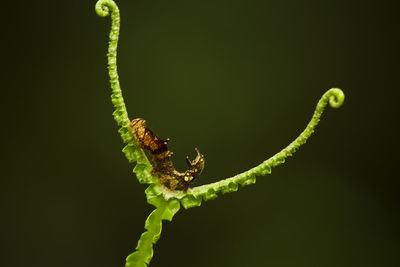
[95,0,127,130]
[156,88,345,209]
[96,0,157,185]
[95,0,345,266]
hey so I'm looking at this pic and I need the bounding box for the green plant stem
[95,0,156,184]
[191,88,345,195]
[95,1,146,156]
[159,88,345,208]
[125,198,180,267]
[125,205,165,267]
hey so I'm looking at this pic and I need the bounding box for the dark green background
[2,0,399,266]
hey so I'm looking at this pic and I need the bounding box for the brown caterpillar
[130,118,205,192]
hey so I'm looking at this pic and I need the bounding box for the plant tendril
[95,0,127,133]
[159,88,345,207]
[95,0,345,265]
[96,0,157,185]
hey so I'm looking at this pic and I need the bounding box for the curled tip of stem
[95,0,118,17]
[326,88,345,108]
[178,87,345,202]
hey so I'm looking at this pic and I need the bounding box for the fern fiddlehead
[95,0,157,185]
[96,2,180,266]
[166,88,345,208]
[95,0,345,266]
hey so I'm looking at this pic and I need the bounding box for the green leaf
[122,144,141,163]
[181,195,202,209]
[133,163,157,185]
[164,200,181,221]
[125,253,146,267]
[144,184,164,208]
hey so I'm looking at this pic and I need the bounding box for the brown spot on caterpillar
[130,118,205,192]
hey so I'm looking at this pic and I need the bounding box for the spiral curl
[95,0,118,17]
[327,88,345,108]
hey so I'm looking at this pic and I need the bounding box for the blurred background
[1,0,399,266]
